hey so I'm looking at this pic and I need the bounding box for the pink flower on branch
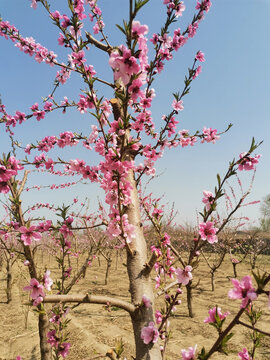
[172,99,184,111]
[195,50,205,62]
[199,221,218,244]
[142,295,151,308]
[71,50,86,67]
[30,0,37,9]
[44,270,53,291]
[24,278,45,300]
[238,348,252,360]
[58,342,71,358]
[201,127,220,143]
[109,45,140,85]
[47,330,59,348]
[238,153,261,171]
[141,322,159,344]
[202,190,215,211]
[0,181,9,194]
[204,306,230,324]
[132,20,148,38]
[176,265,193,285]
[228,276,257,308]
[19,225,42,246]
[181,344,197,360]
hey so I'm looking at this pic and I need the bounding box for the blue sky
[0,0,269,227]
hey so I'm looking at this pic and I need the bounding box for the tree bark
[24,245,52,360]
[6,259,12,303]
[39,313,52,360]
[211,271,215,292]
[186,282,194,318]
[105,258,112,285]
[233,263,237,278]
[125,170,162,360]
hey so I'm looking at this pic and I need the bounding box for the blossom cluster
[24,270,53,306]
[0,20,57,66]
[0,156,24,194]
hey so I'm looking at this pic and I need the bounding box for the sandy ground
[0,253,269,360]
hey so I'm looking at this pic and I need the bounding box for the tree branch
[86,32,112,53]
[237,320,270,337]
[43,293,136,314]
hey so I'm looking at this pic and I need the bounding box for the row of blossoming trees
[0,0,269,359]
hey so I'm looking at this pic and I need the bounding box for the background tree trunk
[6,259,12,304]
[186,282,194,318]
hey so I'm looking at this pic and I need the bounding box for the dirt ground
[0,253,269,360]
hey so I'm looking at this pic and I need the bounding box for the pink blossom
[47,330,59,347]
[175,2,186,17]
[14,111,26,124]
[202,190,215,211]
[192,65,202,79]
[181,344,197,360]
[38,220,52,232]
[238,348,252,360]
[19,226,42,246]
[176,265,192,285]
[16,357,22,360]
[44,270,53,291]
[141,322,159,344]
[199,221,218,244]
[228,276,257,308]
[155,310,163,325]
[30,0,37,9]
[195,50,205,62]
[59,224,73,239]
[24,260,30,266]
[24,278,45,300]
[142,295,151,308]
[201,127,220,143]
[128,78,144,102]
[204,306,230,323]
[109,45,140,85]
[0,165,16,182]
[132,21,148,37]
[33,296,43,306]
[58,342,71,358]
[64,267,72,278]
[0,181,9,194]
[238,153,261,171]
[172,99,184,111]
[71,50,86,67]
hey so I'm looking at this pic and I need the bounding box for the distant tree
[259,195,270,231]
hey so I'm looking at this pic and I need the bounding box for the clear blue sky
[0,0,269,227]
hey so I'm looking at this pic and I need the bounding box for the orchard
[0,1,269,359]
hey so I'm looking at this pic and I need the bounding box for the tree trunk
[186,282,194,318]
[6,259,12,304]
[105,258,112,285]
[39,313,52,360]
[24,245,52,360]
[125,170,162,360]
[211,271,215,292]
[233,263,237,278]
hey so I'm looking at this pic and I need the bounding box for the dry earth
[0,253,270,360]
